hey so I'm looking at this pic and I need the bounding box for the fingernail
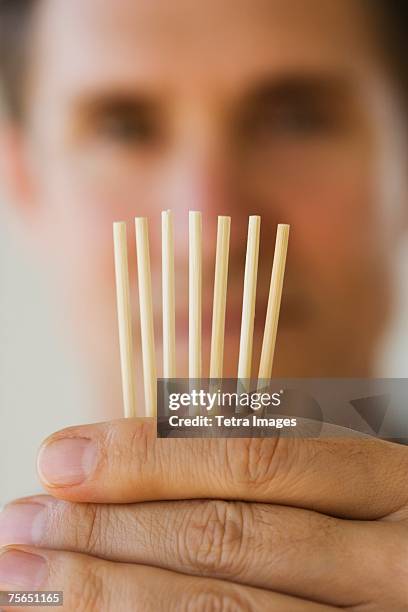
[38,437,97,486]
[0,549,47,589]
[0,503,46,546]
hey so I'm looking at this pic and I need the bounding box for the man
[0,0,408,608]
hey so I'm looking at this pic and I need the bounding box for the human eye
[81,97,162,148]
[268,104,334,136]
[243,101,336,144]
[237,78,347,148]
[99,107,159,146]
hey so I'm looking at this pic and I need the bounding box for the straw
[135,217,157,417]
[113,222,137,418]
[258,224,290,380]
[237,216,261,381]
[162,210,176,378]
[210,216,231,379]
[189,211,202,379]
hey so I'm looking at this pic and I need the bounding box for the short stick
[237,216,261,381]
[162,210,176,378]
[258,224,290,380]
[113,222,137,418]
[210,216,231,379]
[189,211,202,379]
[135,217,157,417]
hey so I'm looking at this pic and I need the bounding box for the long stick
[189,211,202,379]
[210,216,231,378]
[113,222,137,418]
[135,217,157,417]
[258,224,290,380]
[237,216,260,381]
[162,210,176,378]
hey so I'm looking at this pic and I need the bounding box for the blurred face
[8,0,408,414]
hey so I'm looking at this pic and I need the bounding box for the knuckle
[179,500,250,577]
[182,586,252,612]
[352,524,408,607]
[76,504,103,554]
[66,558,110,612]
[126,420,154,468]
[106,420,154,474]
[384,529,408,598]
[224,437,289,491]
[61,504,106,554]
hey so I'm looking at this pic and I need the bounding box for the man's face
[11,0,408,414]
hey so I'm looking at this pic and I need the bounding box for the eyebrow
[242,72,355,108]
[71,93,159,120]
[68,71,356,127]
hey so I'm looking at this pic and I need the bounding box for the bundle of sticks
[113,212,289,418]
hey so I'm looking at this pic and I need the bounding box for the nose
[157,110,250,262]
[161,148,282,272]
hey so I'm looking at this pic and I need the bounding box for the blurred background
[0,205,92,506]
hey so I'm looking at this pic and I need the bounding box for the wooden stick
[113,222,137,418]
[258,224,290,380]
[237,216,260,381]
[210,216,231,378]
[162,210,176,378]
[189,211,202,379]
[135,217,157,417]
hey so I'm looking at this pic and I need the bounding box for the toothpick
[113,222,137,418]
[258,224,290,380]
[189,211,202,379]
[237,216,260,381]
[135,217,157,417]
[162,210,176,378]
[210,216,231,378]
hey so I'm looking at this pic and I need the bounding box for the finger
[0,545,336,612]
[0,495,403,608]
[37,418,408,519]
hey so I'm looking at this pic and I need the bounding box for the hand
[1,419,407,610]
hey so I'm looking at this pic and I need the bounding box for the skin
[1,423,408,609]
[1,0,408,609]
